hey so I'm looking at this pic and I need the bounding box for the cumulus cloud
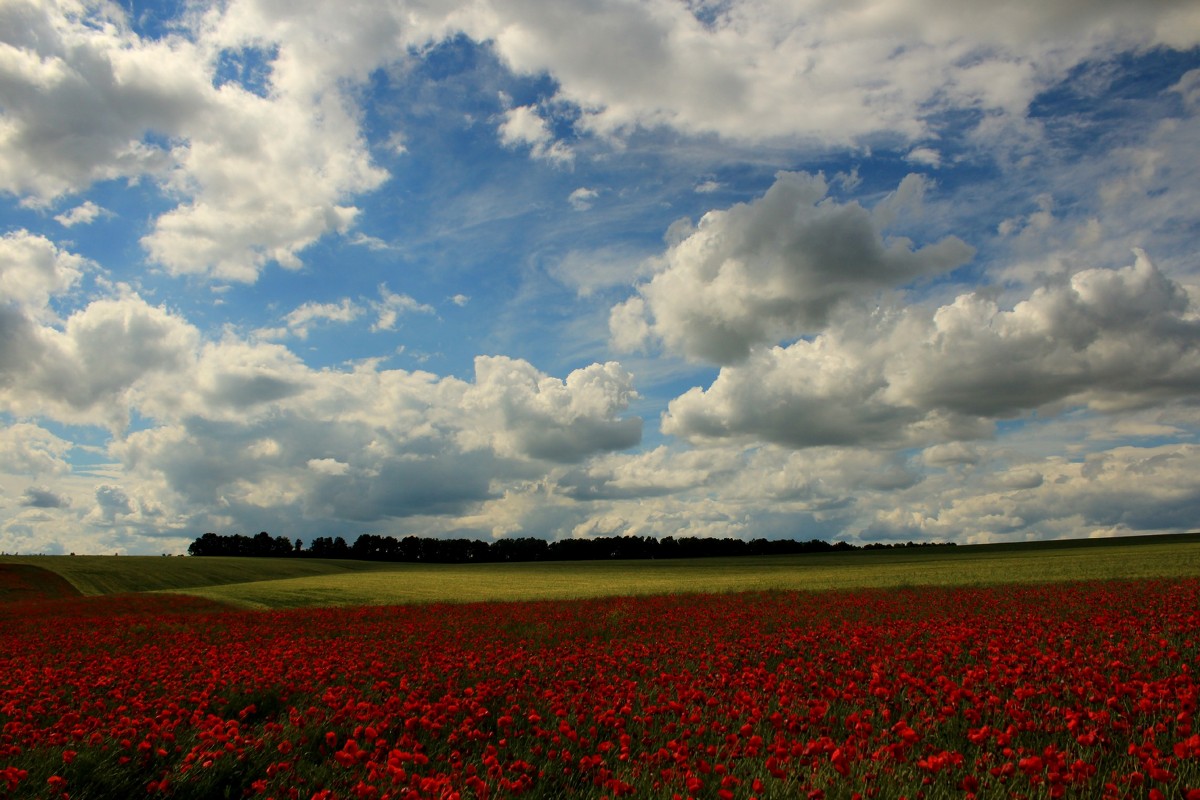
[371,285,434,332]
[921,442,980,468]
[612,171,974,363]
[0,0,192,202]
[0,230,88,316]
[568,187,598,211]
[663,249,1200,448]
[21,485,68,509]
[905,147,942,168]
[559,445,743,501]
[498,105,573,164]
[6,0,1195,286]
[4,0,1199,553]
[307,458,350,476]
[450,427,1200,545]
[461,357,642,463]
[886,250,1200,416]
[477,0,1200,146]
[857,441,1200,544]
[0,423,72,476]
[54,200,109,227]
[1174,69,1200,110]
[90,348,641,531]
[284,299,362,339]
[664,341,926,449]
[1,293,200,429]
[0,0,386,281]
[534,445,918,541]
[607,296,652,353]
[93,484,132,521]
[551,248,651,298]
[2,265,642,530]
[138,85,385,281]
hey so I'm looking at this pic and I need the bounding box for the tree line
[187,531,953,562]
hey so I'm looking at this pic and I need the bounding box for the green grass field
[0,554,395,596]
[3,532,1199,609]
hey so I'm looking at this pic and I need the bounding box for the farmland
[2,536,1200,799]
[4,532,1200,608]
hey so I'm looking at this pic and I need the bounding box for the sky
[1,0,1199,555]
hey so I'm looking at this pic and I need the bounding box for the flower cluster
[2,580,1199,798]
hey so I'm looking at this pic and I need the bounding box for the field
[4,533,1200,608]
[2,536,1200,799]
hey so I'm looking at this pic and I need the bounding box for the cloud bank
[1,0,1199,553]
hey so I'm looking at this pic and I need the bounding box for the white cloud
[0,0,194,202]
[20,485,69,508]
[2,271,643,535]
[105,351,642,528]
[284,298,362,339]
[568,187,598,210]
[905,146,942,168]
[860,441,1200,544]
[921,442,980,468]
[662,249,1200,448]
[475,0,1200,147]
[0,230,88,316]
[3,1,1200,553]
[6,0,1195,288]
[613,171,974,363]
[1173,69,1200,111]
[92,484,132,522]
[0,0,388,281]
[307,458,350,475]
[887,250,1200,416]
[539,426,1200,545]
[461,356,642,463]
[139,85,385,281]
[1,291,199,430]
[551,247,651,298]
[498,104,574,164]
[371,285,434,332]
[54,200,108,227]
[559,445,743,500]
[607,296,652,353]
[28,343,639,542]
[662,335,975,450]
[0,423,72,476]
[349,232,393,251]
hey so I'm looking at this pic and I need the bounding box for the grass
[177,538,1200,608]
[3,533,1199,609]
[0,554,395,596]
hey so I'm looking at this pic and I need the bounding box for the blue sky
[2,0,1199,554]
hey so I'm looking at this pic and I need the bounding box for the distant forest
[187,531,954,562]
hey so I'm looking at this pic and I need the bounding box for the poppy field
[2,578,1200,799]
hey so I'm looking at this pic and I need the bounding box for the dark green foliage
[187,531,946,563]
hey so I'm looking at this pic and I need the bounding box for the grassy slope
[174,536,1200,609]
[0,554,394,596]
[4,534,1199,609]
[0,563,82,602]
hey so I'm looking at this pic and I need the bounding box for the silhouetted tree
[189,530,955,562]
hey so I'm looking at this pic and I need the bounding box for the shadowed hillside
[0,563,82,603]
[0,555,395,596]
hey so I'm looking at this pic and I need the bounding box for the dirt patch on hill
[0,563,83,603]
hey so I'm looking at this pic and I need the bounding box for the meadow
[2,535,1200,799]
[4,532,1200,608]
